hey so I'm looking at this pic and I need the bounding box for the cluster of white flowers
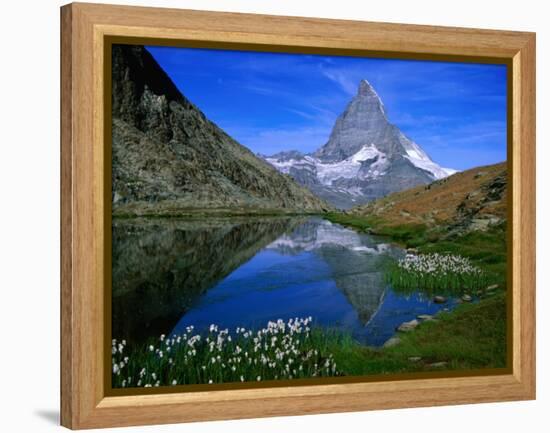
[111,317,339,389]
[398,253,483,277]
[111,339,132,386]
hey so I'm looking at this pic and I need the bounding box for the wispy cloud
[223,124,331,155]
[240,84,278,96]
[320,68,358,96]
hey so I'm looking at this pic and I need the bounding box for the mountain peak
[358,79,375,96]
[356,79,385,115]
[272,78,457,208]
[314,79,388,162]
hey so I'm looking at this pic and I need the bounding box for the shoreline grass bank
[322,211,508,373]
[324,212,507,290]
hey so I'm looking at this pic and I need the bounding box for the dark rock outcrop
[111,45,328,215]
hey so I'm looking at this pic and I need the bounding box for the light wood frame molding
[60,2,536,429]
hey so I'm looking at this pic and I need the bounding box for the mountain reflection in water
[113,216,456,346]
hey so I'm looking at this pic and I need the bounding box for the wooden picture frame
[60,2,536,429]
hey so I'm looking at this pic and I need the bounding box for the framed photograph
[60,2,536,429]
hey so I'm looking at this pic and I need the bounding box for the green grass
[385,264,490,297]
[419,223,507,289]
[325,293,507,375]
[325,212,429,245]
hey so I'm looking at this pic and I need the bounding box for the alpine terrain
[111,45,329,216]
[351,161,507,236]
[265,80,456,209]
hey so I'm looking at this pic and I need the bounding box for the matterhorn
[265,79,456,209]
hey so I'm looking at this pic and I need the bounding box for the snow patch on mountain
[316,144,387,185]
[264,155,315,174]
[266,143,390,187]
[401,140,457,179]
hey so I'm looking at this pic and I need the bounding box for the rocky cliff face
[111,45,329,215]
[265,80,455,209]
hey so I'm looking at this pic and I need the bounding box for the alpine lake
[112,216,461,347]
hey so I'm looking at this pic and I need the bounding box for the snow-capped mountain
[264,79,456,209]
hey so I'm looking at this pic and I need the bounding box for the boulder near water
[382,336,401,348]
[433,295,447,304]
[396,319,419,332]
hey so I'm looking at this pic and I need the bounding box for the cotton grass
[386,253,488,294]
[112,317,339,388]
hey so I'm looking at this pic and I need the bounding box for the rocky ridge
[111,45,329,215]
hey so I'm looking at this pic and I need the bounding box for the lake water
[112,216,458,347]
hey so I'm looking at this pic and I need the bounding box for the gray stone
[408,356,422,362]
[382,336,401,348]
[396,319,419,332]
[462,294,473,302]
[469,218,492,231]
[486,284,499,291]
[417,314,434,321]
[433,296,447,304]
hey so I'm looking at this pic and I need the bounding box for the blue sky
[146,46,507,171]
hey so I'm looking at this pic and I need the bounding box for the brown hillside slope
[351,162,507,233]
